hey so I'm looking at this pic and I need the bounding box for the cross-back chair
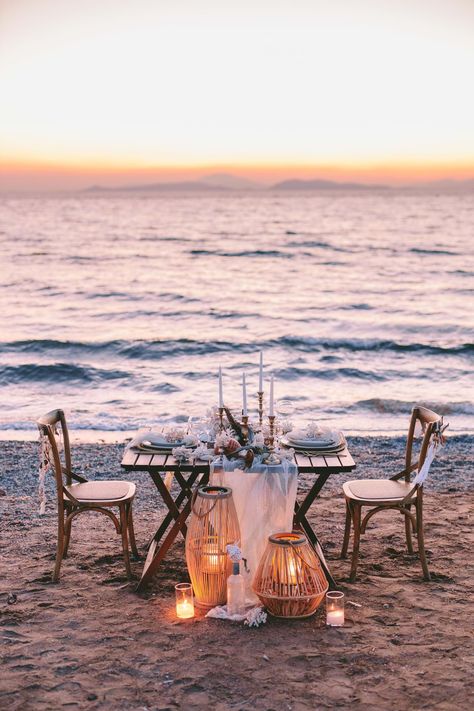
[37,409,139,582]
[341,405,447,582]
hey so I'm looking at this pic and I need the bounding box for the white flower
[215,430,231,449]
[279,419,294,434]
[191,445,214,462]
[245,607,267,628]
[253,432,265,446]
[165,426,186,443]
[171,445,192,462]
[183,433,199,447]
[275,447,295,461]
[226,544,243,562]
[306,422,323,439]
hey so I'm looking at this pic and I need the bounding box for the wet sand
[1,437,473,710]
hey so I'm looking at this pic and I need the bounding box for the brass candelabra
[263,414,281,465]
[241,414,249,445]
[257,391,264,428]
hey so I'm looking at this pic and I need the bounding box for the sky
[0,0,473,190]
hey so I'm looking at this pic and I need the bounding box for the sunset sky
[1,0,473,190]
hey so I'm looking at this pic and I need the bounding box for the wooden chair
[341,406,446,582]
[37,409,139,582]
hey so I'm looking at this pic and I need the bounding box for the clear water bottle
[227,560,245,616]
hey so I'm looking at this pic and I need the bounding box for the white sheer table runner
[210,456,298,602]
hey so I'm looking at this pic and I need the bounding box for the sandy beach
[1,435,473,710]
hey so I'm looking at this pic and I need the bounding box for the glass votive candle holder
[326,591,344,626]
[175,583,194,619]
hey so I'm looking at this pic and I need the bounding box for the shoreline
[1,435,472,501]
[1,427,473,444]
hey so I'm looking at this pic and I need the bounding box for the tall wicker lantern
[252,532,328,618]
[185,485,240,608]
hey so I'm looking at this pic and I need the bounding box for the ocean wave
[0,337,472,360]
[285,239,352,252]
[352,398,474,416]
[277,366,386,381]
[0,363,130,385]
[190,249,292,258]
[409,248,458,256]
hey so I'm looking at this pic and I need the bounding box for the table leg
[136,466,210,592]
[149,467,203,544]
[136,504,192,592]
[293,471,337,589]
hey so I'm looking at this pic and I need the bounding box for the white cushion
[343,479,417,501]
[65,480,135,502]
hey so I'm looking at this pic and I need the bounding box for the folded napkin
[128,429,189,451]
[286,428,342,446]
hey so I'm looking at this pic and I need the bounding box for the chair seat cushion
[343,479,417,502]
[65,480,135,503]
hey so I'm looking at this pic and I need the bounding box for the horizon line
[1,159,474,192]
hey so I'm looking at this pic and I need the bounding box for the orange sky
[1,0,473,190]
[1,159,474,192]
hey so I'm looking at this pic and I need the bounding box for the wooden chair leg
[63,516,73,558]
[349,504,362,583]
[415,498,430,581]
[341,500,351,559]
[127,503,140,560]
[52,518,65,582]
[404,504,414,554]
[119,505,132,579]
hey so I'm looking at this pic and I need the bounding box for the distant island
[84,181,227,192]
[270,179,388,190]
[84,175,389,192]
[83,174,474,193]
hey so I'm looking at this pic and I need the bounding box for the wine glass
[187,415,210,443]
[276,399,294,437]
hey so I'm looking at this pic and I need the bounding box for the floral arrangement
[163,426,186,443]
[172,443,214,463]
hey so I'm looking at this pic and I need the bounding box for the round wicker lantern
[252,532,328,618]
[185,485,240,608]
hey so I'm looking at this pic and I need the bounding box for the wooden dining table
[121,445,356,592]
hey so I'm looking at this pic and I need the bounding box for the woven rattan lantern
[185,485,240,608]
[252,532,328,618]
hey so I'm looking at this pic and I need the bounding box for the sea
[0,190,473,440]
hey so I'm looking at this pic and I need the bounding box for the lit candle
[218,366,224,408]
[326,591,344,626]
[176,598,194,619]
[175,583,194,619]
[259,351,263,392]
[242,372,248,416]
[202,544,221,573]
[288,557,298,585]
[269,374,274,416]
[326,609,344,626]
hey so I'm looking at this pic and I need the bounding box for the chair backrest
[404,405,443,483]
[37,409,72,512]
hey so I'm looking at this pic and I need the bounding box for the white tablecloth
[210,455,298,602]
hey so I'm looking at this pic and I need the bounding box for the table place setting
[121,351,356,595]
[280,424,347,456]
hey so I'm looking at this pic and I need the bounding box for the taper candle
[218,366,224,407]
[269,374,274,416]
[259,351,263,392]
[242,372,248,416]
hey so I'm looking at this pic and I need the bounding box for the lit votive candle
[202,544,222,574]
[175,583,194,619]
[326,591,344,626]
